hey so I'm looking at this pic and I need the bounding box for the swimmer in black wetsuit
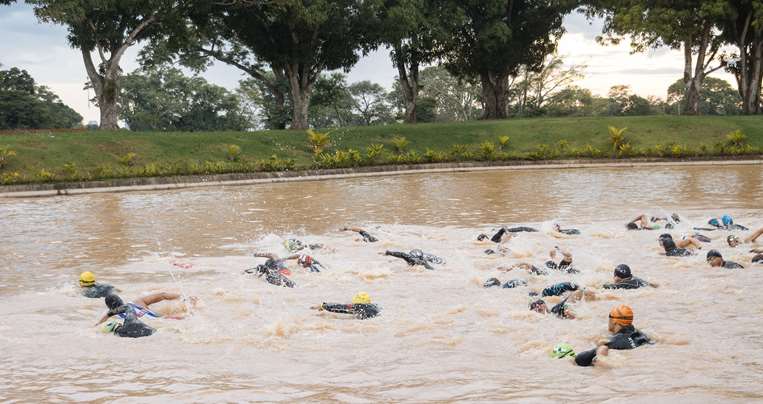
[553,224,580,235]
[79,271,118,298]
[626,215,661,230]
[706,250,744,269]
[575,305,652,367]
[482,226,538,243]
[311,293,380,319]
[99,294,156,338]
[658,234,693,256]
[529,297,575,319]
[340,227,378,242]
[707,215,749,231]
[544,247,579,273]
[95,292,193,325]
[383,249,444,270]
[602,264,657,289]
[483,278,527,289]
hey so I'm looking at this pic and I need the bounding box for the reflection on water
[1,164,762,402]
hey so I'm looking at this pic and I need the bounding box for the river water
[1,164,762,403]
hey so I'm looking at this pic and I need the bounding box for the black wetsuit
[245,260,295,288]
[550,298,571,319]
[109,306,155,338]
[358,230,378,243]
[544,259,580,274]
[483,278,527,289]
[603,277,650,290]
[721,260,744,269]
[321,303,380,319]
[575,325,651,367]
[385,250,443,270]
[490,227,538,242]
[81,283,115,298]
[753,254,763,264]
[557,228,581,235]
[541,282,579,297]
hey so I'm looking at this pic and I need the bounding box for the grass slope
[1,115,762,185]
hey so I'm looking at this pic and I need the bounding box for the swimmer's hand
[310,304,325,311]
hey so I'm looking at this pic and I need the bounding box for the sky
[0,3,738,124]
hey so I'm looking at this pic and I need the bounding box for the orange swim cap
[609,305,634,326]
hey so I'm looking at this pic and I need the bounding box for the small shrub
[576,144,602,158]
[62,162,78,178]
[617,143,634,158]
[36,168,55,182]
[725,130,747,148]
[449,144,469,159]
[347,149,362,165]
[0,146,17,169]
[670,144,686,158]
[141,163,162,177]
[307,129,331,155]
[390,135,409,154]
[651,144,666,157]
[258,155,295,172]
[423,148,447,163]
[226,144,242,162]
[497,135,510,151]
[119,152,138,167]
[366,143,384,161]
[608,126,628,151]
[1,171,21,184]
[557,140,570,155]
[479,141,496,160]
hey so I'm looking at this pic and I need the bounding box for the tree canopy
[0,66,82,129]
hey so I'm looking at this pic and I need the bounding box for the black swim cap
[477,234,488,241]
[659,233,673,240]
[529,299,546,311]
[706,250,723,262]
[626,222,638,230]
[105,294,124,310]
[614,264,631,279]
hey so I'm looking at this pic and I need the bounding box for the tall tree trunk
[98,77,120,130]
[480,70,510,120]
[682,41,702,115]
[393,44,420,124]
[285,63,315,129]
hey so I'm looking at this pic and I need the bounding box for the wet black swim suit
[550,298,571,319]
[721,260,744,269]
[81,283,115,298]
[541,282,579,297]
[753,254,763,264]
[575,325,651,366]
[321,303,380,319]
[385,250,442,270]
[245,265,295,288]
[544,259,580,274]
[359,230,378,243]
[110,306,155,338]
[665,247,691,257]
[483,278,527,288]
[603,277,649,290]
[490,227,538,242]
[557,228,581,235]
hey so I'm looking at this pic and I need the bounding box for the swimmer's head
[609,305,634,331]
[550,342,576,359]
[105,294,124,310]
[352,292,371,305]
[722,214,734,226]
[79,271,95,287]
[529,299,548,314]
[100,320,119,334]
[658,234,676,251]
[626,222,639,230]
[671,213,681,223]
[727,235,741,248]
[614,264,632,280]
[483,278,501,288]
[706,250,723,267]
[477,234,488,241]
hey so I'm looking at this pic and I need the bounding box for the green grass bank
[1,115,762,186]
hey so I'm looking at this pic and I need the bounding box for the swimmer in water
[340,227,378,242]
[544,247,579,273]
[530,282,597,302]
[479,226,539,244]
[602,264,657,289]
[658,234,694,256]
[244,252,306,287]
[382,249,444,270]
[706,250,744,269]
[575,305,652,367]
[553,224,580,235]
[483,278,527,289]
[626,215,662,230]
[529,297,575,319]
[283,238,324,253]
[726,227,763,248]
[311,292,380,319]
[78,271,118,298]
[95,292,193,326]
[99,304,155,338]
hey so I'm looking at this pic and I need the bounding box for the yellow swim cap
[79,271,95,286]
[352,292,371,305]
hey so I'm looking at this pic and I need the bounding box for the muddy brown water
[1,164,762,402]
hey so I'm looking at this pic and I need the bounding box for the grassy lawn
[1,115,762,185]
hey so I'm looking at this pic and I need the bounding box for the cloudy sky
[0,3,737,124]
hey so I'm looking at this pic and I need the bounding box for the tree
[309,73,354,128]
[164,1,378,130]
[587,0,728,115]
[667,77,742,115]
[238,74,292,130]
[119,67,251,131]
[606,85,656,116]
[512,53,586,116]
[439,0,575,120]
[0,66,82,129]
[28,0,180,129]
[348,81,394,126]
[720,0,763,114]
[543,86,595,116]
[418,65,482,121]
[377,0,442,123]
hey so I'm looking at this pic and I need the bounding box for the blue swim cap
[722,215,733,226]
